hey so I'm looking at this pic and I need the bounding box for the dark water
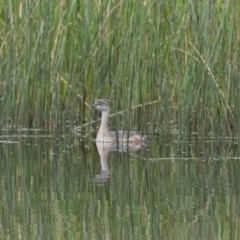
[0,132,240,239]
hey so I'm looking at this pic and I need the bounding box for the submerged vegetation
[0,0,239,136]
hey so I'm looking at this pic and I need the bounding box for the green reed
[0,0,239,136]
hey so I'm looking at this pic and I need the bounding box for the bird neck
[99,110,110,134]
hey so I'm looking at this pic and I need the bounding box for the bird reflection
[93,140,146,186]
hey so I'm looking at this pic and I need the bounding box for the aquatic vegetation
[0,0,239,138]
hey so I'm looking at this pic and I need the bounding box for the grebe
[94,99,145,143]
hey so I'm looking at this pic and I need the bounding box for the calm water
[0,131,240,239]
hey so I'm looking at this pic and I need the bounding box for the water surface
[0,131,239,239]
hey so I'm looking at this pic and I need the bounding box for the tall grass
[0,0,239,136]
